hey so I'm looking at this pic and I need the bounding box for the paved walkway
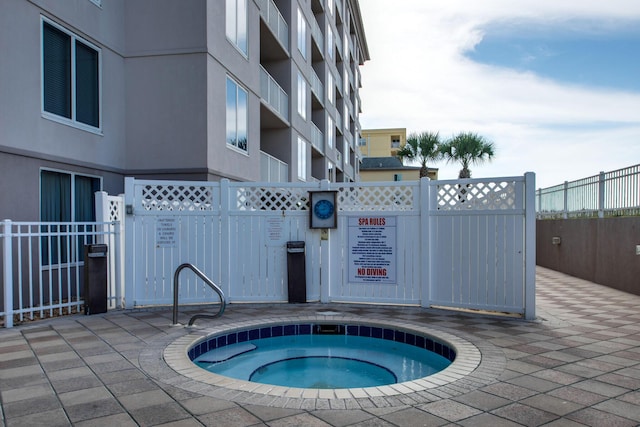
[1,267,639,426]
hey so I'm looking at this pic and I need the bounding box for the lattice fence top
[141,184,216,211]
[232,184,417,212]
[337,185,416,211]
[234,186,310,211]
[437,180,518,211]
[107,196,123,222]
[133,179,527,213]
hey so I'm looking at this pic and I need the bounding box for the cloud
[358,0,640,187]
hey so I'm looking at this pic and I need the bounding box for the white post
[220,179,231,299]
[123,177,135,309]
[95,191,108,244]
[113,218,123,309]
[524,172,536,320]
[598,171,605,218]
[3,220,13,328]
[420,177,431,308]
[563,181,569,219]
[319,179,330,303]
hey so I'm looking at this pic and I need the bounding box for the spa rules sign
[348,216,397,284]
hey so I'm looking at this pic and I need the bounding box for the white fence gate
[123,174,535,319]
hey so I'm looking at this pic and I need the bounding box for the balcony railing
[260,66,289,121]
[335,28,343,59]
[260,151,289,182]
[311,122,324,154]
[310,69,324,106]
[311,16,324,54]
[256,0,289,51]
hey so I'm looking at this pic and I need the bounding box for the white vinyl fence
[123,174,536,319]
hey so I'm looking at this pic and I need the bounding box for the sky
[357,0,640,188]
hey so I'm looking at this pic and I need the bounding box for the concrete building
[0,0,369,221]
[359,128,438,181]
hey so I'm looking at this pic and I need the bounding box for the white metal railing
[335,27,343,59]
[537,163,640,218]
[1,220,121,328]
[335,0,343,20]
[256,0,289,51]
[310,69,324,105]
[260,65,289,121]
[335,69,344,98]
[260,151,289,182]
[311,122,324,153]
[311,16,324,54]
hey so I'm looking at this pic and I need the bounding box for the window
[327,72,334,105]
[297,8,307,59]
[226,76,248,152]
[298,136,308,181]
[391,136,401,148]
[328,161,335,182]
[42,18,101,130]
[297,72,307,119]
[327,116,334,148]
[344,140,350,166]
[40,170,101,265]
[394,174,403,181]
[327,26,334,60]
[226,0,248,56]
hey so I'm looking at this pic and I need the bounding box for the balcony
[260,66,289,121]
[260,151,289,182]
[256,0,289,52]
[311,17,324,56]
[311,122,324,154]
[310,69,324,107]
[335,29,343,59]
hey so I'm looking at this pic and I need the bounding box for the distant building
[359,128,407,158]
[0,0,369,221]
[359,128,438,181]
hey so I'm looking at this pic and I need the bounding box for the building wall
[360,128,407,158]
[0,0,369,220]
[537,218,640,296]
[359,169,421,182]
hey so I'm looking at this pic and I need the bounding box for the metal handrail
[172,263,226,326]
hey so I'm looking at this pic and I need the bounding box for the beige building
[359,128,437,181]
[359,128,406,158]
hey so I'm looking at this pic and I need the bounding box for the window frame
[327,115,334,148]
[297,7,307,59]
[297,136,308,181]
[226,76,249,154]
[225,0,249,57]
[41,16,102,134]
[297,71,307,120]
[39,168,102,268]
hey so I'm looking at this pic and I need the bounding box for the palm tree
[440,132,495,178]
[396,131,442,178]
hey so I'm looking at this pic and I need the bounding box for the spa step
[198,343,256,363]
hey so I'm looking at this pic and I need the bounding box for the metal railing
[1,220,120,328]
[255,0,289,51]
[311,122,324,153]
[259,65,289,121]
[310,68,324,106]
[172,263,226,326]
[537,163,640,218]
